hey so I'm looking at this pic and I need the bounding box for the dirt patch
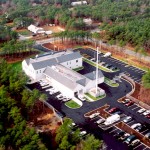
[130,83,150,106]
[43,40,91,51]
[42,25,65,33]
[28,101,61,133]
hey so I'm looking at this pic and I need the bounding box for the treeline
[0,60,48,150]
[0,39,35,57]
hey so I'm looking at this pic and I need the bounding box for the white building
[27,24,45,34]
[22,51,104,98]
[71,1,87,6]
[22,51,83,81]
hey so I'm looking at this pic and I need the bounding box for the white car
[137,108,146,113]
[131,123,141,129]
[123,116,132,123]
[143,110,150,116]
[89,112,100,119]
[130,139,140,146]
[80,131,87,136]
[96,118,105,124]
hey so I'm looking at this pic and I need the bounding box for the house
[22,51,104,98]
[27,24,45,34]
[71,1,87,6]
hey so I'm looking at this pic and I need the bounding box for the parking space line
[133,143,142,150]
[109,128,118,133]
[127,120,134,125]
[132,106,139,110]
[141,129,149,134]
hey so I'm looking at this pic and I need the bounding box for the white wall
[61,58,82,69]
[22,60,45,81]
[46,75,75,98]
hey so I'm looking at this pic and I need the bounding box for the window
[67,62,68,65]
[76,59,78,63]
[37,71,38,74]
[40,70,41,73]
[70,61,71,64]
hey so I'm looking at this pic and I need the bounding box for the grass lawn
[18,30,31,36]
[85,93,106,101]
[73,66,84,71]
[9,61,22,72]
[83,58,112,72]
[65,100,81,109]
[104,77,119,87]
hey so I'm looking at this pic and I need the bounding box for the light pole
[95,47,99,95]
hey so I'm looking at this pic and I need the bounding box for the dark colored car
[108,107,119,113]
[135,125,143,132]
[115,131,125,138]
[125,101,134,107]
[146,114,150,119]
[124,135,136,144]
[112,111,122,115]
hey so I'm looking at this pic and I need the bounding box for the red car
[146,114,150,119]
[125,101,134,107]
[108,107,118,113]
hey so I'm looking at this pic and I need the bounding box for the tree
[80,134,102,150]
[142,71,150,89]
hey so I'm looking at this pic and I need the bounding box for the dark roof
[29,51,82,70]
[57,52,82,63]
[76,78,87,86]
[32,58,57,70]
[84,70,103,80]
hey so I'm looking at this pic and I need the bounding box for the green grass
[18,30,31,36]
[73,66,84,71]
[104,77,119,87]
[9,61,22,72]
[83,58,112,72]
[65,100,81,109]
[85,93,106,101]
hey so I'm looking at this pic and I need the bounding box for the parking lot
[75,48,146,84]
[85,104,150,150]
[27,48,149,150]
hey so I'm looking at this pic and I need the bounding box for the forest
[0,0,150,51]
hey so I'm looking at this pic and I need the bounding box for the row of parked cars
[121,98,150,119]
[39,80,71,102]
[101,62,119,71]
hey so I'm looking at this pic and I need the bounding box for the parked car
[130,139,140,147]
[137,108,146,113]
[124,135,136,144]
[146,114,150,119]
[122,99,130,104]
[115,131,125,138]
[112,111,122,115]
[143,110,150,116]
[135,125,143,132]
[96,118,105,124]
[145,132,150,139]
[131,123,141,129]
[80,131,87,136]
[89,112,100,119]
[119,133,130,141]
[123,116,132,123]
[125,101,134,107]
[108,107,119,113]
